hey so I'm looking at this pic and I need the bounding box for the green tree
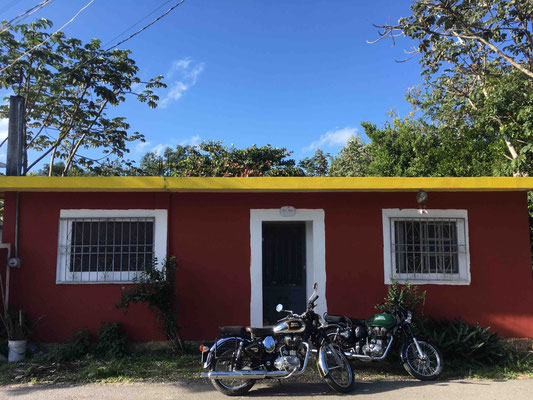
[0,19,165,176]
[299,149,331,176]
[373,0,533,175]
[357,116,503,177]
[139,141,305,177]
[329,135,371,177]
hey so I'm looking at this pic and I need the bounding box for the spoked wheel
[318,343,355,393]
[210,342,255,396]
[402,340,443,381]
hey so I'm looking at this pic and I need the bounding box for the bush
[96,322,127,358]
[377,280,426,316]
[421,318,507,367]
[117,257,184,353]
[45,328,92,362]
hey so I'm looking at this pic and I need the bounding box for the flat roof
[0,176,532,193]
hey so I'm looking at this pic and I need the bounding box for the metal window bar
[58,217,155,283]
[390,217,465,281]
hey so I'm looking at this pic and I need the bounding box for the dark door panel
[262,222,306,325]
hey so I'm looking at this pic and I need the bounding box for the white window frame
[382,209,471,285]
[57,209,167,284]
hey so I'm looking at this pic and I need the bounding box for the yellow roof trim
[0,176,532,193]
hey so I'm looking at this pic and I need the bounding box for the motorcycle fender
[399,340,411,364]
[203,336,249,369]
[317,344,336,376]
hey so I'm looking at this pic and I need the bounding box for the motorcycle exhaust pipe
[202,343,311,380]
[201,370,299,380]
[202,370,267,380]
[343,336,394,361]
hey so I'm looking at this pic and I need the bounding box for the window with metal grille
[382,209,470,284]
[57,210,167,283]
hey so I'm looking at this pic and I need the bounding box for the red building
[1,176,532,342]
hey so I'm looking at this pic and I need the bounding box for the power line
[0,0,54,34]
[45,0,186,80]
[103,0,174,48]
[0,0,95,75]
[106,0,185,51]
[0,0,21,17]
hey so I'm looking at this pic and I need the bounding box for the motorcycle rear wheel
[210,343,255,396]
[318,343,355,393]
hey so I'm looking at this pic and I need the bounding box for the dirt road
[1,379,532,399]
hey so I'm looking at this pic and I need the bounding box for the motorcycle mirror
[276,304,283,312]
[313,282,318,291]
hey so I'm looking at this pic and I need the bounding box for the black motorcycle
[325,299,443,380]
[200,283,354,395]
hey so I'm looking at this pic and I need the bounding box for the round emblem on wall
[280,206,296,217]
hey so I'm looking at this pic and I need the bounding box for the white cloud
[0,118,8,140]
[160,58,205,108]
[304,127,357,152]
[150,135,202,156]
[152,143,172,156]
[134,140,151,153]
[179,134,201,146]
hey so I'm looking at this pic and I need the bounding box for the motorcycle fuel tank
[366,313,395,329]
[273,319,305,334]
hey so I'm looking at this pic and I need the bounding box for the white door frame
[250,208,327,327]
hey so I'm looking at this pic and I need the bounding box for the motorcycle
[200,283,354,395]
[325,298,443,380]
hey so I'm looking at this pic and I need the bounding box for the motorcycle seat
[325,314,366,326]
[219,326,247,337]
[246,326,275,337]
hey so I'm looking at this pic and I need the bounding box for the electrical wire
[0,0,95,75]
[103,0,174,48]
[106,0,185,51]
[42,0,186,80]
[0,0,21,17]
[0,0,53,34]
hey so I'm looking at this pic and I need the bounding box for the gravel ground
[1,378,533,399]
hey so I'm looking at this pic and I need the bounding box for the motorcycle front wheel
[317,343,355,393]
[401,340,443,381]
[209,340,255,396]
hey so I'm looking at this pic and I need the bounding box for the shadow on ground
[1,378,492,398]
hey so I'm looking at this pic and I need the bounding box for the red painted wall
[2,190,533,341]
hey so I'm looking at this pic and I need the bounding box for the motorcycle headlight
[405,311,412,324]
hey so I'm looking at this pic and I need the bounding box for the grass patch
[0,353,200,385]
[0,348,531,386]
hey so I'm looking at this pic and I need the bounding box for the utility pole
[6,95,25,176]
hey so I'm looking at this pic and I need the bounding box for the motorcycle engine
[361,327,390,357]
[274,335,304,372]
[274,355,300,371]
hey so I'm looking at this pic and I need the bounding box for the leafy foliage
[377,280,426,316]
[116,257,184,353]
[372,1,533,176]
[95,322,128,359]
[0,19,165,176]
[45,328,92,362]
[299,149,331,176]
[138,141,305,177]
[329,135,371,177]
[421,319,508,367]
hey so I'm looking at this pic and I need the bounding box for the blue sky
[0,0,422,168]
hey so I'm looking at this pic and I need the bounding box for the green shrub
[45,328,92,362]
[421,318,507,367]
[117,257,184,353]
[96,322,128,358]
[377,280,426,316]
